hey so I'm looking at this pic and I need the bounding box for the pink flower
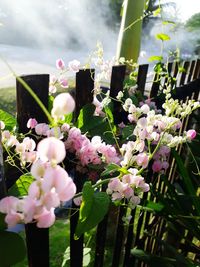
[152,160,162,172]
[130,195,141,206]
[59,78,68,88]
[73,196,82,206]
[51,93,75,120]
[136,153,149,168]
[37,137,66,164]
[23,197,37,223]
[5,212,23,228]
[34,208,56,228]
[186,129,196,140]
[42,165,76,202]
[27,118,38,129]
[49,85,57,94]
[61,123,70,132]
[123,187,134,198]
[30,159,46,179]
[49,76,57,94]
[56,59,65,70]
[41,191,60,210]
[21,151,38,163]
[0,196,19,214]
[28,181,40,199]
[68,59,80,72]
[35,123,49,136]
[22,137,36,151]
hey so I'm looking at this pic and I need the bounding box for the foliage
[186,12,200,31]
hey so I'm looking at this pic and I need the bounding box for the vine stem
[73,178,111,199]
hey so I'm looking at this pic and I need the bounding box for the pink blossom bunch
[106,168,149,208]
[0,137,76,228]
[152,146,170,173]
[64,128,120,166]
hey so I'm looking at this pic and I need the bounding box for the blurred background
[0,0,200,87]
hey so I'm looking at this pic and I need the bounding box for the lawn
[0,87,16,116]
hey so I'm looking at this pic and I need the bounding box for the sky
[163,0,200,21]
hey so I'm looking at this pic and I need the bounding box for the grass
[0,87,16,116]
[13,220,70,267]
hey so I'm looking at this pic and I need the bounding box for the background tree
[185,13,200,56]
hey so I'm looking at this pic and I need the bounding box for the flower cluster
[0,137,76,228]
[107,168,149,208]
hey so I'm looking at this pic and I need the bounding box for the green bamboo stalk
[116,0,145,63]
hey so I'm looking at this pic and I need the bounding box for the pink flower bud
[152,160,162,172]
[27,118,38,129]
[73,196,82,206]
[51,93,75,120]
[68,59,80,72]
[35,123,49,136]
[186,129,196,140]
[37,137,66,164]
[49,85,57,94]
[56,59,65,70]
[59,78,68,88]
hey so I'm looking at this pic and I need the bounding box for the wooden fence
[0,59,200,267]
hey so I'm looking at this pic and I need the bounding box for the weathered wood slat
[179,61,190,86]
[137,64,149,95]
[16,74,50,267]
[70,69,95,267]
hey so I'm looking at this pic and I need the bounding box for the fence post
[16,74,49,267]
[70,69,94,267]
[0,129,7,199]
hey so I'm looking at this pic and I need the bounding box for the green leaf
[62,247,91,267]
[121,125,134,141]
[0,230,26,266]
[131,249,176,267]
[162,20,176,25]
[79,182,94,221]
[148,56,163,62]
[76,104,114,143]
[62,246,70,267]
[64,112,73,124]
[153,7,161,17]
[77,104,96,129]
[75,182,110,239]
[144,201,164,212]
[172,150,200,216]
[156,33,171,41]
[101,163,120,177]
[8,173,35,197]
[0,109,16,131]
[83,247,91,267]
